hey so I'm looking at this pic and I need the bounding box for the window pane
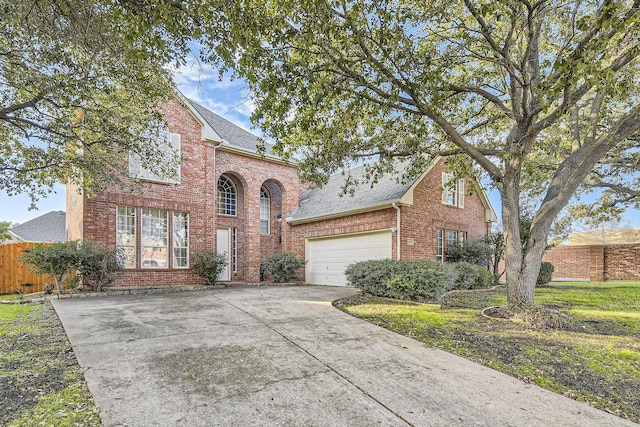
[260,187,270,235]
[129,123,181,184]
[217,175,236,215]
[116,206,136,268]
[172,212,189,268]
[141,208,168,268]
[436,229,444,262]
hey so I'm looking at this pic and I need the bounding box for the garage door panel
[307,231,392,286]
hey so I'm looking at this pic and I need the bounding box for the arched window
[217,175,236,215]
[260,187,270,234]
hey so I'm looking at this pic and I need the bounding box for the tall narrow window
[172,212,189,268]
[446,230,458,262]
[436,229,444,262]
[141,208,168,268]
[260,187,270,235]
[217,175,236,215]
[232,227,238,273]
[116,206,136,268]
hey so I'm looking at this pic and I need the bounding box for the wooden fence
[0,243,52,294]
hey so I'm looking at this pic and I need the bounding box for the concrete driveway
[52,286,635,427]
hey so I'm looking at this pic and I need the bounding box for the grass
[337,281,640,423]
[0,301,101,426]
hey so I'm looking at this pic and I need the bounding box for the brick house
[66,95,496,287]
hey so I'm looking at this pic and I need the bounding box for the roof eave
[287,199,405,225]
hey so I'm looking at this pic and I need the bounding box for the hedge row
[345,259,492,302]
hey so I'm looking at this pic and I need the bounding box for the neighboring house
[6,211,66,244]
[66,95,496,287]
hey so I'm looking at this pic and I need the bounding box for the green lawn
[337,281,640,423]
[0,302,101,426]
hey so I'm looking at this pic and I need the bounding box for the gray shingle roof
[188,100,274,155]
[9,211,66,243]
[288,163,421,223]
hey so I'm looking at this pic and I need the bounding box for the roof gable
[9,211,66,243]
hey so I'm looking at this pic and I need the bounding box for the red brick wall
[401,159,491,260]
[73,99,301,286]
[215,149,300,282]
[604,244,640,280]
[543,244,640,281]
[543,246,603,281]
[78,99,216,286]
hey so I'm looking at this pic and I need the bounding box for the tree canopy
[192,0,640,306]
[0,0,196,204]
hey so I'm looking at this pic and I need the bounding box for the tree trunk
[501,179,556,309]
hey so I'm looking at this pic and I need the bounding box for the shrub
[537,261,555,286]
[447,239,492,266]
[265,252,306,283]
[449,262,493,290]
[387,261,455,301]
[345,259,456,302]
[192,249,227,286]
[19,241,81,293]
[76,242,121,292]
[345,259,398,296]
[473,265,493,289]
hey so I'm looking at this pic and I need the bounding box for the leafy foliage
[264,252,306,283]
[19,242,80,293]
[191,0,640,307]
[0,0,192,204]
[19,241,122,292]
[346,259,491,302]
[192,249,227,286]
[537,262,555,286]
[449,262,492,290]
[447,239,492,266]
[0,221,10,242]
[75,242,121,292]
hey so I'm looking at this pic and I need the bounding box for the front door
[216,228,231,281]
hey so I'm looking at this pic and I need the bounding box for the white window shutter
[458,179,465,208]
[441,172,449,205]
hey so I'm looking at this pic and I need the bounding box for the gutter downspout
[392,203,401,260]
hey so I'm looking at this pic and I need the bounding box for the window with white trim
[141,208,168,268]
[116,206,136,268]
[437,228,467,262]
[441,173,465,208]
[260,187,270,235]
[436,229,444,262]
[217,175,236,215]
[172,212,189,268]
[129,123,181,184]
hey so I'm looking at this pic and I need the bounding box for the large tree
[0,0,197,204]
[191,0,640,308]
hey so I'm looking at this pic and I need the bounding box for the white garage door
[306,230,392,286]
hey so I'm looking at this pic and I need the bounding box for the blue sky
[1,62,639,229]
